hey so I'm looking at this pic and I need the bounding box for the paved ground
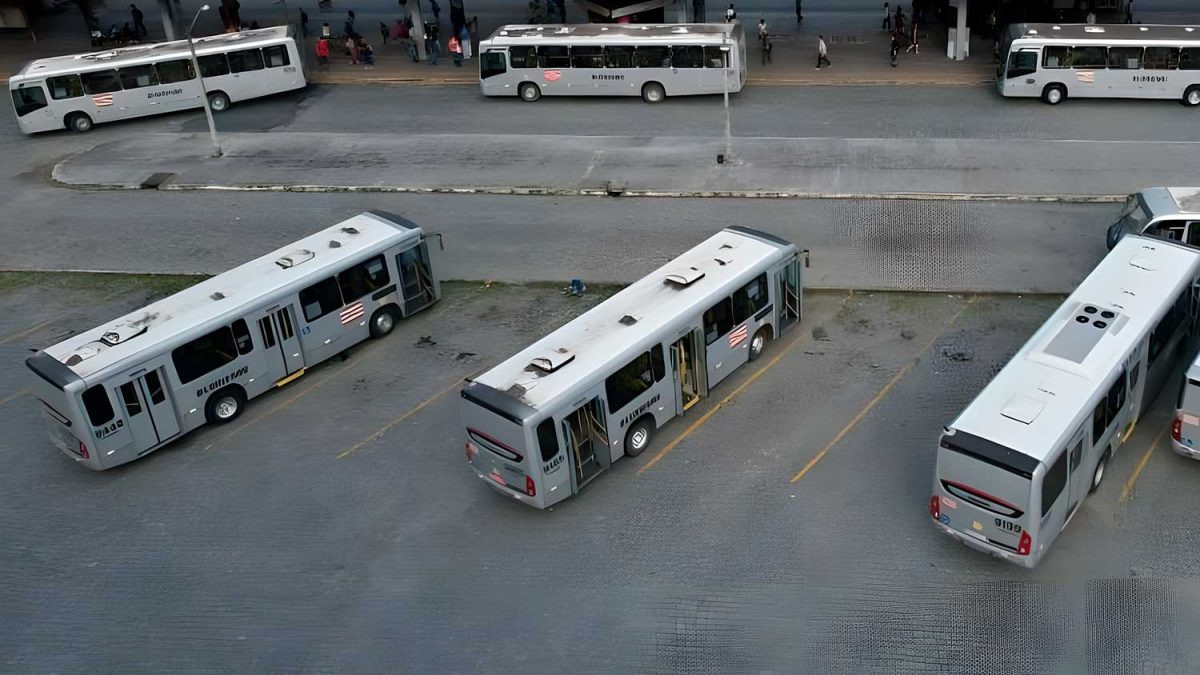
[4,274,1200,672]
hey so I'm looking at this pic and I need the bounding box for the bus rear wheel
[369,306,398,338]
[1089,450,1110,493]
[748,327,771,361]
[1184,86,1200,107]
[624,416,654,457]
[205,386,246,425]
[642,82,666,104]
[519,82,541,102]
[66,112,93,133]
[1041,84,1065,105]
[207,91,231,113]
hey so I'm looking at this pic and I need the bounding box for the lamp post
[186,4,222,158]
[719,44,732,163]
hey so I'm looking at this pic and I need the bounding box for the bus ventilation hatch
[665,267,705,287]
[530,348,575,373]
[275,249,315,269]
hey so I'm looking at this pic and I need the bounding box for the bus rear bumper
[470,466,540,507]
[931,519,1035,569]
[1171,438,1200,460]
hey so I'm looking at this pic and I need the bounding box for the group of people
[312,8,473,70]
[883,2,919,67]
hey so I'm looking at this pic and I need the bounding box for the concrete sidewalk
[51,131,1200,199]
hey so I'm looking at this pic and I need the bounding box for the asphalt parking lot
[4,273,1200,673]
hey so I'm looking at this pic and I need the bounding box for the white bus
[1106,187,1200,250]
[1172,348,1200,459]
[997,23,1200,105]
[9,26,304,134]
[931,235,1200,567]
[26,211,441,470]
[460,226,805,508]
[478,23,745,103]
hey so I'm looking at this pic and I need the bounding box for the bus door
[1063,425,1088,525]
[116,369,180,452]
[1002,47,1040,97]
[396,239,437,315]
[777,255,803,332]
[255,304,304,381]
[670,328,706,414]
[1124,340,1148,433]
[561,397,611,489]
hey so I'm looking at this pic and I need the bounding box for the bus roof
[949,235,1200,464]
[471,226,792,413]
[1009,22,1200,44]
[481,23,739,47]
[41,211,421,383]
[11,26,290,82]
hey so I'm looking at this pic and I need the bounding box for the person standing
[130,4,147,37]
[762,34,772,65]
[906,20,919,54]
[895,6,905,36]
[757,18,767,48]
[725,3,736,22]
[1126,0,1134,24]
[347,35,359,64]
[795,0,802,24]
[816,34,830,69]
[379,21,388,44]
[890,32,899,67]
[315,36,330,69]
[882,2,891,32]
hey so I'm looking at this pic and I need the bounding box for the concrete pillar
[947,0,969,61]
[411,0,427,61]
[156,0,178,40]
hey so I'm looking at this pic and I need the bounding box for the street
[4,19,1200,668]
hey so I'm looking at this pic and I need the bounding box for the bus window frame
[46,74,84,100]
[11,83,49,117]
[1007,48,1039,78]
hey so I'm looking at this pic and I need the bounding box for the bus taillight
[929,495,939,519]
[525,475,536,497]
[465,441,479,462]
[78,441,89,459]
[1017,530,1032,556]
[1173,418,1183,443]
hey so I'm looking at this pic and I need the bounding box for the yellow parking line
[789,295,977,484]
[1119,422,1170,503]
[638,291,853,476]
[0,317,57,346]
[337,378,463,459]
[0,388,29,408]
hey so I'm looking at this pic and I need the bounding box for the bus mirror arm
[801,249,811,268]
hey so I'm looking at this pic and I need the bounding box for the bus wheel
[1041,84,1065,105]
[1184,86,1200,107]
[748,327,772,361]
[66,112,93,133]
[205,386,246,425]
[624,416,654,457]
[519,83,541,102]
[207,91,231,113]
[1089,450,1110,494]
[642,82,666,104]
[368,306,398,338]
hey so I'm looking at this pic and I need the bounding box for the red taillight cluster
[464,441,479,462]
[525,475,536,497]
[78,441,89,459]
[1173,418,1183,443]
[929,495,940,519]
[1017,530,1032,556]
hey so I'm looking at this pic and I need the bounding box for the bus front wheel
[1184,86,1200,107]
[624,416,654,457]
[205,386,246,425]
[519,83,541,102]
[66,112,93,133]
[1041,84,1066,105]
[1089,450,1110,493]
[369,306,399,338]
[748,327,772,361]
[207,91,231,113]
[642,82,666,104]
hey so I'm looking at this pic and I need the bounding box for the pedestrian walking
[347,35,359,63]
[300,8,309,36]
[890,32,899,67]
[894,6,905,35]
[315,37,330,68]
[379,21,388,44]
[757,18,767,47]
[882,2,890,31]
[1126,0,1134,23]
[725,3,736,22]
[426,32,440,65]
[130,4,147,37]
[906,21,919,53]
[815,34,830,69]
[795,0,803,24]
[448,33,462,66]
[762,34,773,65]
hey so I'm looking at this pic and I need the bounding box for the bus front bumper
[931,518,1035,569]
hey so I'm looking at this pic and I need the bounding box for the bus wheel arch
[369,304,400,338]
[1041,83,1066,105]
[1089,449,1111,493]
[519,82,541,102]
[642,82,666,104]
[207,90,231,112]
[1184,85,1200,107]
[205,385,247,425]
[748,326,773,361]
[623,415,656,457]
[65,112,93,133]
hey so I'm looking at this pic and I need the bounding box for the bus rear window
[941,480,1024,519]
[468,429,523,463]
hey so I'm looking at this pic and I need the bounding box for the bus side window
[605,350,654,413]
[1042,45,1069,69]
[536,418,560,462]
[118,64,160,90]
[81,70,122,94]
[1108,46,1141,70]
[81,384,116,426]
[703,297,734,344]
[172,325,240,384]
[539,46,570,68]
[197,54,231,78]
[671,45,704,68]
[634,46,670,68]
[232,319,254,355]
[1182,48,1200,71]
[732,273,769,324]
[337,254,390,301]
[1007,50,1038,78]
[298,276,345,321]
[1040,450,1067,518]
[571,46,603,69]
[119,382,143,417]
[155,59,196,84]
[228,48,266,73]
[46,74,84,100]
[263,45,291,68]
[1144,46,1180,70]
[481,51,507,78]
[508,46,535,68]
[651,344,665,382]
[605,46,634,69]
[1071,45,1107,69]
[11,85,48,117]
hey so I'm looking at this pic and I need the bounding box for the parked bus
[460,227,806,508]
[997,23,1200,105]
[931,235,1200,567]
[9,26,304,134]
[1107,187,1200,250]
[478,22,745,103]
[26,211,441,470]
[1172,348,1200,459]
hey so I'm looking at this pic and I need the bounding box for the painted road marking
[1119,421,1171,503]
[337,379,463,460]
[789,295,977,484]
[0,388,29,408]
[638,291,854,476]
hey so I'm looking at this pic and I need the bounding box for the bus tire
[748,326,772,361]
[624,416,655,457]
[519,82,541,102]
[207,91,231,113]
[1184,86,1200,107]
[368,305,399,338]
[65,112,93,133]
[1089,450,1110,494]
[642,82,666,104]
[1041,84,1066,105]
[205,386,246,425]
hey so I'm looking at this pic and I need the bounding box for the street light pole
[186,5,222,157]
[720,45,732,163]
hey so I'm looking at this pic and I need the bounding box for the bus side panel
[607,356,676,461]
[168,349,259,436]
